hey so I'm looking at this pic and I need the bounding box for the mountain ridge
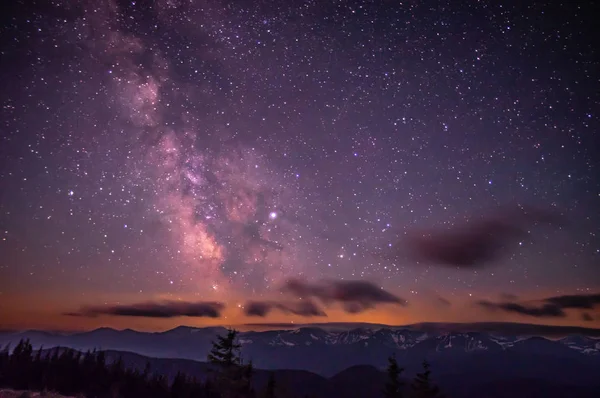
[2,323,599,378]
[5,321,600,337]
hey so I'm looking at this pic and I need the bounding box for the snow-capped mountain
[1,324,599,376]
[239,327,428,349]
[415,332,503,353]
[235,327,600,356]
[559,334,600,355]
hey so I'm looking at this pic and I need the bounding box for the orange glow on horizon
[1,288,598,333]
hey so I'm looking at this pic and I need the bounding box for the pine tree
[0,343,10,386]
[411,361,443,398]
[208,328,255,397]
[207,328,242,369]
[265,372,276,398]
[171,371,190,398]
[241,359,255,397]
[383,354,404,398]
[0,341,213,398]
[9,339,34,389]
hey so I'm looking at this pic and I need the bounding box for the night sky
[1,0,598,331]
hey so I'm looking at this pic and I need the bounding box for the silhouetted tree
[241,359,255,397]
[0,338,216,398]
[383,354,404,398]
[0,343,10,386]
[411,361,443,398]
[9,339,34,389]
[204,379,216,398]
[208,328,242,369]
[171,371,191,398]
[264,372,276,398]
[208,328,256,398]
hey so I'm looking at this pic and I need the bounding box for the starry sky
[0,0,598,332]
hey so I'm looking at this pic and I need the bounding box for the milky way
[0,0,598,326]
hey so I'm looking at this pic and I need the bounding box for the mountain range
[1,322,600,398]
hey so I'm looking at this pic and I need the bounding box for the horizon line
[2,320,600,336]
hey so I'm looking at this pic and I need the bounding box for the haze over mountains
[2,322,599,398]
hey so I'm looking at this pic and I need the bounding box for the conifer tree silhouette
[208,328,242,368]
[208,328,255,398]
[383,354,404,398]
[0,338,222,398]
[265,372,276,398]
[241,359,256,397]
[411,361,443,398]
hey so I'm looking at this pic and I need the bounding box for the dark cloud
[477,292,600,319]
[477,300,566,318]
[244,301,272,317]
[281,278,406,313]
[239,222,284,252]
[545,293,600,309]
[582,313,593,322]
[243,300,326,317]
[286,300,327,317]
[436,296,452,307]
[395,205,565,268]
[342,301,374,314]
[66,301,224,318]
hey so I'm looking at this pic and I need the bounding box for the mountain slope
[21,347,600,398]
[1,325,598,379]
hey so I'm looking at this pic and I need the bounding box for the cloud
[395,204,565,268]
[436,296,452,307]
[244,300,326,317]
[66,300,225,318]
[582,313,593,322]
[545,293,600,309]
[244,301,272,317]
[477,292,600,319]
[477,300,565,318]
[281,278,406,313]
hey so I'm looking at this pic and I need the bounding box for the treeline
[0,339,205,398]
[0,329,444,398]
